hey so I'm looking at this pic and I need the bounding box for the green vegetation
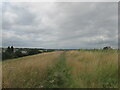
[2,46,56,60]
[3,51,62,88]
[65,50,118,88]
[43,52,73,88]
[2,50,118,88]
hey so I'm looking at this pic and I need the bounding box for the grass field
[2,50,118,88]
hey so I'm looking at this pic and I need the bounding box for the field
[2,50,118,88]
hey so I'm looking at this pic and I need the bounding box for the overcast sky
[2,2,118,49]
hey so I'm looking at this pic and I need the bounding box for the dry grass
[2,50,118,88]
[2,51,63,88]
[65,50,118,88]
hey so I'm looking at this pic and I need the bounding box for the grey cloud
[2,2,118,49]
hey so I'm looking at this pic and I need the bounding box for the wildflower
[40,85,43,88]
[49,80,55,83]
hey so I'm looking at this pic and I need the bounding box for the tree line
[2,46,55,60]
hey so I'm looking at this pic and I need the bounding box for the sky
[2,2,118,49]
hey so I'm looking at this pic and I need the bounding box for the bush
[2,52,14,60]
[14,51,27,58]
[28,49,40,55]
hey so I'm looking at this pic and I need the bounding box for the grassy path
[43,51,73,88]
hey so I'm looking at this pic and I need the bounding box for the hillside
[2,50,118,88]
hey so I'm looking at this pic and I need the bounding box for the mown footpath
[43,52,74,88]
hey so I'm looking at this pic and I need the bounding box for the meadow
[2,50,118,88]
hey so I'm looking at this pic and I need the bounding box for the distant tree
[2,51,14,60]
[47,49,55,52]
[2,46,15,60]
[103,46,112,50]
[7,46,11,52]
[11,46,14,53]
[15,50,24,57]
[6,46,14,53]
[28,49,40,55]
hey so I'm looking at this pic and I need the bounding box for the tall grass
[2,51,62,88]
[2,50,118,88]
[65,50,118,88]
